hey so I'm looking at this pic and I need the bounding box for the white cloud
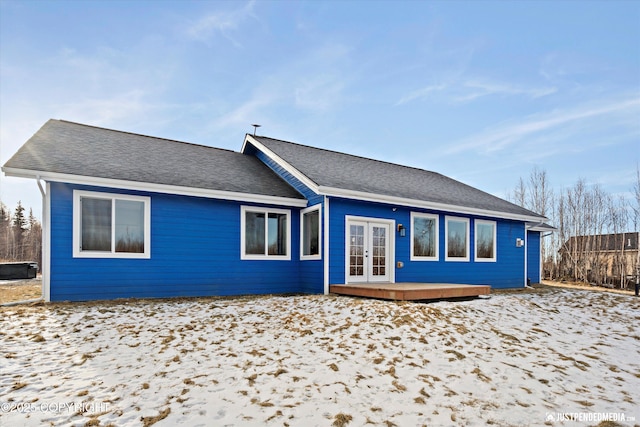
[454,80,557,103]
[396,78,556,106]
[445,95,640,155]
[395,84,447,106]
[186,0,258,47]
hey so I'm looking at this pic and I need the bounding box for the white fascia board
[526,222,557,232]
[318,185,547,223]
[2,167,308,208]
[243,135,321,194]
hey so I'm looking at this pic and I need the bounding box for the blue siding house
[3,120,549,301]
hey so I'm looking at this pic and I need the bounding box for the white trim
[323,197,330,295]
[445,216,470,262]
[410,212,439,261]
[73,190,151,259]
[474,219,497,262]
[242,135,321,194]
[344,215,395,284]
[242,136,546,223]
[3,164,545,221]
[318,185,546,223]
[41,181,51,302]
[300,204,322,260]
[2,167,307,208]
[240,206,291,260]
[524,226,528,287]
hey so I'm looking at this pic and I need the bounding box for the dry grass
[0,279,41,304]
[141,407,171,427]
[2,289,638,427]
[541,280,636,296]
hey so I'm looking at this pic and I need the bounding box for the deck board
[329,283,491,301]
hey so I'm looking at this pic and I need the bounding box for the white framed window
[445,216,469,262]
[300,205,321,260]
[241,206,291,260]
[475,219,497,262]
[410,212,439,261]
[73,190,151,259]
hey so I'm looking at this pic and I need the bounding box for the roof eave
[318,185,547,223]
[526,222,557,232]
[2,166,308,208]
[242,135,321,193]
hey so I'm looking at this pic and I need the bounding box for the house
[560,232,639,287]
[3,120,549,302]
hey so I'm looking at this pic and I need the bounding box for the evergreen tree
[0,201,10,260]
[12,201,27,259]
[13,201,27,231]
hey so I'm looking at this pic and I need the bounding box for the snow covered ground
[1,287,639,427]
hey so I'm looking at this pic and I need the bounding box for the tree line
[508,167,640,288]
[0,200,42,269]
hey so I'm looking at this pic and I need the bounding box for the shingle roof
[562,233,639,252]
[250,135,546,220]
[3,120,304,200]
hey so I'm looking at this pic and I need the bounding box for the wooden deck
[329,283,491,301]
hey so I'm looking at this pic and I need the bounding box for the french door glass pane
[372,226,386,276]
[350,224,365,276]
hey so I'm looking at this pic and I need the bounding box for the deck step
[329,283,491,301]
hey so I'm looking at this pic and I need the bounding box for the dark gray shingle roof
[3,120,304,200]
[251,135,545,219]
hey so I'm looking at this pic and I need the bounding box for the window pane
[268,213,287,255]
[303,210,320,256]
[81,198,112,251]
[245,212,266,255]
[115,200,145,253]
[447,220,467,258]
[477,223,495,259]
[414,217,436,257]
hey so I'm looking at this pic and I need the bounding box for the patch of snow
[1,288,639,426]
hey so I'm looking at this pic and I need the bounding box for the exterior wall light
[397,224,406,237]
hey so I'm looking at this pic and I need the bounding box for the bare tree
[0,200,42,267]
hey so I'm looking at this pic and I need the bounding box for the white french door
[346,218,392,283]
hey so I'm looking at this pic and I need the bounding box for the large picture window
[411,212,438,261]
[73,190,150,258]
[301,205,321,260]
[445,216,469,261]
[475,220,497,262]
[241,206,291,260]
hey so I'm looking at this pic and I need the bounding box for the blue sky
[1,0,639,221]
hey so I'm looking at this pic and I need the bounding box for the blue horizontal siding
[328,197,526,288]
[49,182,309,301]
[248,143,325,294]
[247,143,320,202]
[527,230,541,284]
